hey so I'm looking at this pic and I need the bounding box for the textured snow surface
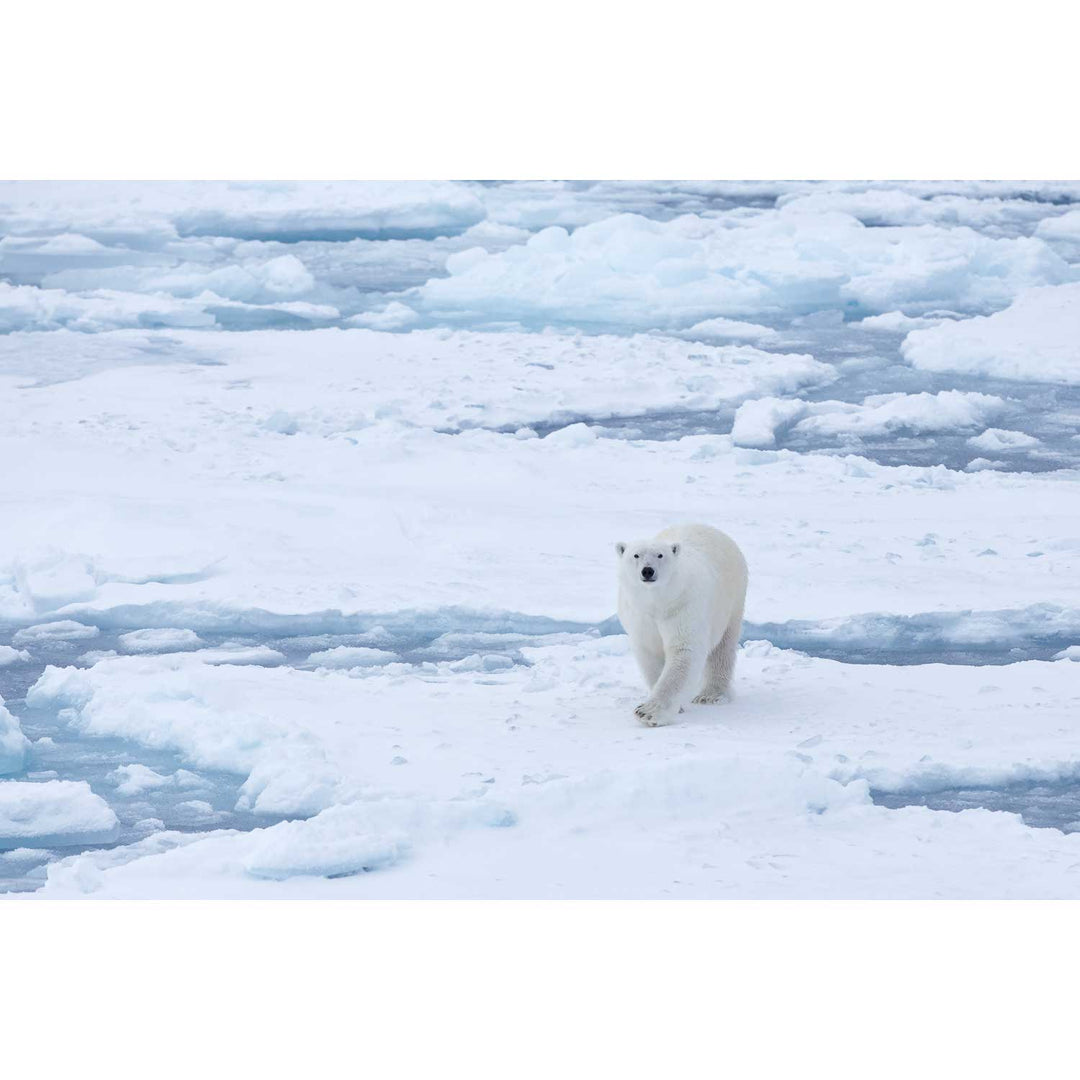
[0,780,117,844]
[16,640,1080,898]
[731,390,1007,448]
[902,283,1080,384]
[2,180,1080,898]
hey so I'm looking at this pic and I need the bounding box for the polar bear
[615,523,748,727]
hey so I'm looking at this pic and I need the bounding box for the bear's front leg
[634,700,676,727]
[634,644,702,727]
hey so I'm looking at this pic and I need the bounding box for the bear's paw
[634,701,675,727]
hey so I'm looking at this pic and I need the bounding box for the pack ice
[2,180,1080,898]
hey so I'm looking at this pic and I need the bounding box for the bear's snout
[641,566,655,581]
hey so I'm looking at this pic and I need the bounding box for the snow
[240,798,512,881]
[305,646,400,669]
[3,180,1080,898]
[12,621,99,644]
[1035,210,1080,255]
[794,390,1006,438]
[856,310,964,332]
[968,428,1041,452]
[901,283,1080,384]
[0,780,118,845]
[346,301,419,330]
[0,281,217,333]
[0,326,834,436]
[17,639,1080,897]
[731,390,1006,448]
[730,398,808,448]
[118,628,203,653]
[108,764,204,796]
[676,317,778,343]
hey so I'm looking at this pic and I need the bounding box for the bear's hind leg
[692,622,740,704]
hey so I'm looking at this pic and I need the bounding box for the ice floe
[0,780,118,847]
[902,282,1080,384]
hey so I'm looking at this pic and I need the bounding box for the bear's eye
[657,553,663,559]
[634,554,639,559]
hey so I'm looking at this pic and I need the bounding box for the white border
[5,0,1078,179]
[4,902,1078,1074]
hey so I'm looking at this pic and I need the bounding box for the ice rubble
[0,281,217,333]
[675,316,778,343]
[967,428,1041,452]
[304,646,400,668]
[729,398,810,449]
[0,181,487,243]
[13,621,99,644]
[118,628,203,653]
[0,697,30,775]
[773,187,1075,235]
[473,180,1080,233]
[108,763,205,797]
[855,310,965,332]
[36,252,317,304]
[1035,210,1080,256]
[416,210,1077,329]
[3,182,1078,341]
[902,282,1080,384]
[0,780,117,845]
[730,390,1006,448]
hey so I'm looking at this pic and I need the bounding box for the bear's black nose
[641,566,655,580]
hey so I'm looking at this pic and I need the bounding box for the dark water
[872,781,1080,832]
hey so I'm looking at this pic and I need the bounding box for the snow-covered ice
[0,780,118,847]
[118,628,204,653]
[2,180,1080,898]
[901,282,1080,384]
[731,390,1007,448]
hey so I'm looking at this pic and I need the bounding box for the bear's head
[615,539,682,591]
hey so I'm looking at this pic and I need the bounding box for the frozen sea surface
[0,617,609,891]
[511,331,1080,473]
[3,181,1080,898]
[4,601,1077,891]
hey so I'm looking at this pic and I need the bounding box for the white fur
[615,523,748,727]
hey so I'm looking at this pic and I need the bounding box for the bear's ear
[615,542,626,557]
[671,543,680,555]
